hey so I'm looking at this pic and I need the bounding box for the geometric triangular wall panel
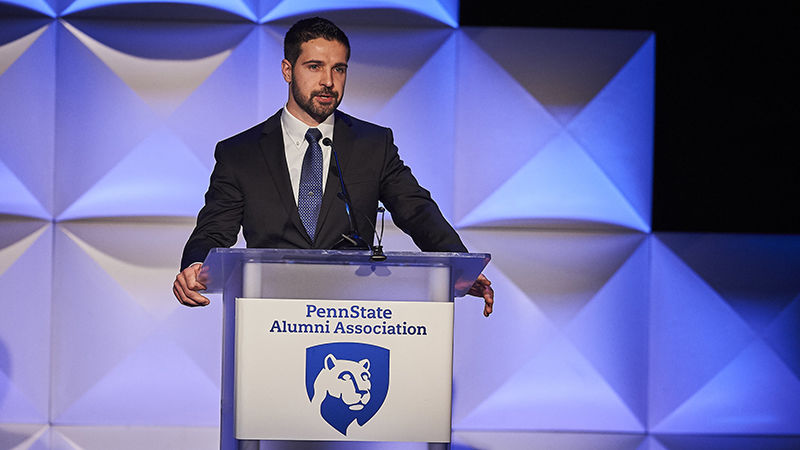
[341,27,453,119]
[457,335,645,432]
[53,19,260,220]
[649,234,756,430]
[656,233,800,333]
[454,30,563,226]
[50,425,219,450]
[457,131,648,230]
[764,297,800,380]
[57,127,210,220]
[61,0,258,21]
[0,160,49,219]
[0,424,49,450]
[650,233,800,434]
[460,27,651,126]
[54,21,161,219]
[55,334,220,426]
[454,29,653,231]
[451,250,559,426]
[567,36,655,230]
[453,430,648,450]
[453,229,648,432]
[259,0,459,27]
[366,29,457,217]
[50,225,167,423]
[0,1,55,17]
[0,22,55,218]
[49,221,222,427]
[62,24,231,120]
[566,239,650,427]
[655,340,800,434]
[170,24,262,168]
[652,433,800,449]
[0,220,52,424]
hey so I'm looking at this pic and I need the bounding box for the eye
[338,372,352,381]
[361,373,370,381]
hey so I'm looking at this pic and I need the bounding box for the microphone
[370,206,386,261]
[321,137,371,251]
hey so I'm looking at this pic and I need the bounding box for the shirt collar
[281,106,335,147]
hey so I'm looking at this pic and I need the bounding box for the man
[172,17,493,316]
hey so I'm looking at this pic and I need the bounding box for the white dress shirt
[280,106,334,205]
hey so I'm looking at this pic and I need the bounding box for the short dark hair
[284,17,351,65]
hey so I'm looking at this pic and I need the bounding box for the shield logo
[305,342,390,435]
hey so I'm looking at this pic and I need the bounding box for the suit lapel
[259,110,312,244]
[315,111,354,242]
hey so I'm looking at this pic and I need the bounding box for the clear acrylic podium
[200,248,490,449]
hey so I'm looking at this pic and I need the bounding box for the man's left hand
[468,274,494,317]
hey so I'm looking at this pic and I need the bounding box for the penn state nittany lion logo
[306,343,389,435]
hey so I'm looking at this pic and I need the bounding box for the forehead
[297,38,349,63]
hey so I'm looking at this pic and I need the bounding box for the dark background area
[461,2,798,234]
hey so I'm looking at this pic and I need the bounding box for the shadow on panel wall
[50,220,222,427]
[453,229,649,433]
[0,19,55,219]
[49,0,459,27]
[0,218,52,429]
[0,1,55,18]
[454,27,654,232]
[264,7,456,28]
[52,19,262,220]
[60,1,255,22]
[650,233,800,435]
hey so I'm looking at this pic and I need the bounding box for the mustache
[312,88,338,98]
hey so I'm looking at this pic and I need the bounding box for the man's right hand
[173,263,210,307]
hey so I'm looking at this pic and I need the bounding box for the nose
[355,379,370,395]
[320,69,333,87]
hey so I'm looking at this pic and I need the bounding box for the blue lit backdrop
[0,1,798,449]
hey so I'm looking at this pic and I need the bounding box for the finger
[483,285,494,317]
[173,283,185,305]
[174,281,203,307]
[174,273,210,306]
[467,281,484,297]
[185,265,207,291]
[173,282,200,307]
[468,275,491,296]
[188,279,207,291]
[183,285,210,306]
[176,270,205,298]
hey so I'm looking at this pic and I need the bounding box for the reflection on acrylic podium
[200,248,489,449]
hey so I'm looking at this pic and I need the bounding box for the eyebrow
[301,59,348,69]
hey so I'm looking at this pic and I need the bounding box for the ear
[324,354,337,370]
[281,59,293,83]
[359,359,370,371]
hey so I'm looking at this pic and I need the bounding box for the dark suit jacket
[181,109,466,270]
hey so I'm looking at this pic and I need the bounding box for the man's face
[282,38,348,126]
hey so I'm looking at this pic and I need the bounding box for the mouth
[313,91,337,105]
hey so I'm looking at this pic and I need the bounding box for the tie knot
[305,128,322,144]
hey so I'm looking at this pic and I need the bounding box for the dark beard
[291,82,341,124]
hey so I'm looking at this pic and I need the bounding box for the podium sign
[199,249,490,448]
[234,297,454,442]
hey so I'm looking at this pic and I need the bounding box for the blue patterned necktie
[298,128,323,241]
